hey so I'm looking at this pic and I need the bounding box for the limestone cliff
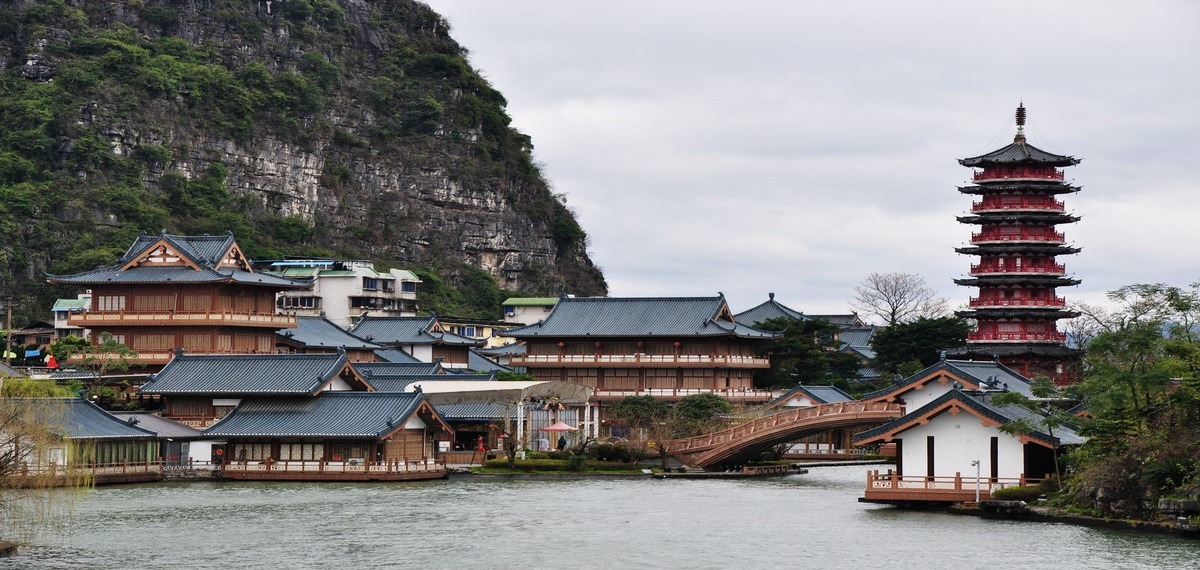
[0,0,606,318]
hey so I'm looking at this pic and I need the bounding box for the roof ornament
[768,292,775,301]
[1014,102,1027,144]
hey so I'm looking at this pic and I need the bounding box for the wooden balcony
[971,230,1065,244]
[862,469,1038,504]
[69,310,297,328]
[969,262,1065,276]
[590,388,775,402]
[972,198,1065,213]
[968,297,1067,309]
[968,331,1066,343]
[512,354,772,369]
[12,460,164,486]
[973,168,1064,182]
[220,459,448,482]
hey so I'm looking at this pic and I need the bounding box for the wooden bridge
[664,401,903,469]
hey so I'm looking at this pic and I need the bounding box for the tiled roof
[277,316,381,350]
[367,373,495,393]
[959,141,1080,167]
[837,326,876,348]
[353,362,445,377]
[502,296,781,340]
[20,398,157,440]
[139,352,350,396]
[467,349,511,373]
[853,389,1084,447]
[734,295,807,326]
[859,360,1035,401]
[435,403,516,421]
[0,362,24,378]
[373,349,424,363]
[204,392,429,438]
[768,384,855,407]
[502,297,560,307]
[350,316,482,347]
[478,342,526,356]
[119,233,236,266]
[52,298,89,311]
[110,412,205,438]
[808,314,866,327]
[844,345,876,360]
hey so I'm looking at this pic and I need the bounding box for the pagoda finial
[1014,102,1027,144]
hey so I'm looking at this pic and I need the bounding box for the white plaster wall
[900,381,956,410]
[212,398,241,407]
[410,345,433,363]
[188,440,216,465]
[325,377,353,391]
[404,416,427,429]
[897,411,1025,480]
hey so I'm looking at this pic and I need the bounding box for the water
[5,466,1198,569]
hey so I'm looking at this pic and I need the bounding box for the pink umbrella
[542,421,578,432]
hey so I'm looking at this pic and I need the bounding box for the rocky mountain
[0,0,606,320]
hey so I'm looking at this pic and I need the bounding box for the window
[362,277,379,291]
[132,334,174,350]
[95,295,126,312]
[133,294,176,312]
[279,296,320,309]
[279,443,324,461]
[504,307,515,316]
[401,282,416,293]
[381,280,395,292]
[459,326,476,337]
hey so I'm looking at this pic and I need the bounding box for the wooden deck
[861,469,1036,505]
[8,461,165,487]
[219,459,449,482]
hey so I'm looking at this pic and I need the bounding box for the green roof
[52,298,89,311]
[390,269,420,281]
[502,297,560,307]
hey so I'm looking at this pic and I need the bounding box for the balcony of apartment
[970,229,1065,245]
[968,296,1067,309]
[969,262,1066,276]
[862,469,1040,504]
[968,330,1066,343]
[68,310,297,329]
[971,197,1065,213]
[511,354,773,369]
[972,167,1064,183]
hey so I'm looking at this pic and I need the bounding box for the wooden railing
[69,310,297,328]
[969,331,1066,342]
[591,388,775,401]
[972,198,1065,212]
[668,401,902,454]
[221,458,446,474]
[969,262,1065,275]
[14,459,164,479]
[968,297,1066,308]
[513,354,772,368]
[973,168,1064,182]
[971,230,1065,243]
[865,469,1039,502]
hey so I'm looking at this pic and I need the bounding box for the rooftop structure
[350,315,482,369]
[266,259,421,328]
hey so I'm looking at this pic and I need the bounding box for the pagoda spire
[1014,102,1027,144]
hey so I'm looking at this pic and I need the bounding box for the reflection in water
[8,466,1199,569]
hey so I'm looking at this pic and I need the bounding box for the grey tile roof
[203,392,429,438]
[0,362,24,377]
[960,141,1080,167]
[837,326,876,348]
[853,389,1084,447]
[734,295,808,326]
[277,316,382,350]
[20,398,157,440]
[139,352,351,396]
[478,342,526,356]
[502,296,781,340]
[844,345,877,360]
[373,349,424,363]
[353,362,445,377]
[859,360,1035,401]
[467,349,511,373]
[367,373,496,393]
[351,315,482,346]
[808,314,867,327]
[119,232,237,266]
[110,412,205,438]
[435,403,516,421]
[768,384,856,407]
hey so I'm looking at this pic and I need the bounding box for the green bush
[481,458,639,472]
[991,485,1043,502]
[586,442,646,464]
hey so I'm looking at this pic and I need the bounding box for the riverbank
[950,501,1200,539]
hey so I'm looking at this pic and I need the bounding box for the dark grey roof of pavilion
[109,412,205,439]
[860,360,1035,402]
[373,348,424,363]
[734,294,808,326]
[772,384,856,406]
[277,316,382,350]
[139,352,351,396]
[366,373,496,393]
[502,296,781,340]
[20,398,157,440]
[435,403,516,421]
[960,141,1080,168]
[204,392,429,438]
[478,342,526,356]
[350,315,482,347]
[853,389,1084,447]
[46,232,309,289]
[838,326,876,349]
[466,349,511,373]
[353,362,445,377]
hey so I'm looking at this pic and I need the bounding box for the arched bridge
[664,401,903,469]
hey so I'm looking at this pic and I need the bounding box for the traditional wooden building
[854,359,1082,504]
[46,232,310,367]
[205,391,453,481]
[502,296,779,402]
[948,105,1083,384]
[276,315,382,362]
[10,398,162,485]
[138,351,372,428]
[350,314,482,369]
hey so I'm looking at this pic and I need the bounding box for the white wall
[404,416,427,429]
[899,380,956,411]
[896,410,1026,480]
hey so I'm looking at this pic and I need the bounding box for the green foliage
[584,441,647,464]
[1,378,77,398]
[871,316,969,374]
[673,393,732,424]
[480,458,637,473]
[402,95,443,134]
[495,371,535,382]
[607,395,670,434]
[754,317,860,388]
[990,485,1044,502]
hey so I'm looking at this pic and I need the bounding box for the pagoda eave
[946,344,1082,359]
[956,245,1081,256]
[956,309,1080,320]
[958,184,1081,196]
[955,277,1080,287]
[957,214,1080,225]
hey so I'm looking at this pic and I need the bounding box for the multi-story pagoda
[948,105,1082,384]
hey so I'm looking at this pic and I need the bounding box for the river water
[5,466,1198,569]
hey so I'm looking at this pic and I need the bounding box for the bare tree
[851,272,948,326]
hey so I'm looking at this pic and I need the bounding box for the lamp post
[971,459,981,504]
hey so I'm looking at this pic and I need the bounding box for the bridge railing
[667,401,902,453]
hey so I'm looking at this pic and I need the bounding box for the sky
[423,1,1200,322]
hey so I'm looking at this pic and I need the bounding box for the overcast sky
[423,1,1200,321]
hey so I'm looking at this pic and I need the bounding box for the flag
[45,354,58,369]
[24,349,40,358]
